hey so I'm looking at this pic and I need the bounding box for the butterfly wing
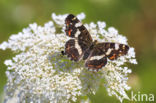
[65,39,80,61]
[103,42,129,60]
[85,42,129,71]
[84,44,107,71]
[65,14,93,61]
[85,56,107,72]
[65,14,81,37]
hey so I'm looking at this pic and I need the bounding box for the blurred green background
[0,0,156,103]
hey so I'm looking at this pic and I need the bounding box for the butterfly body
[64,14,129,71]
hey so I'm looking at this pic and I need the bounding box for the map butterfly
[62,14,129,71]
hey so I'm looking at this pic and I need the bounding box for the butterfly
[63,14,129,72]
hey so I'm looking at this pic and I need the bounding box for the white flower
[0,13,137,103]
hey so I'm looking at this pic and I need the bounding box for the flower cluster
[0,13,137,103]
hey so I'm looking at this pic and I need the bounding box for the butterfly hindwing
[85,57,107,71]
[65,39,80,61]
[77,25,93,52]
[84,44,107,71]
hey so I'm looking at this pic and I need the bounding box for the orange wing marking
[68,29,72,36]
[109,54,116,60]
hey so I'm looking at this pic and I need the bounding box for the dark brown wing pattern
[85,42,129,71]
[65,39,80,61]
[65,14,79,37]
[64,14,129,72]
[64,14,93,61]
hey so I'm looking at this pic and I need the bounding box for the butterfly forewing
[77,25,93,52]
[102,42,129,60]
[65,14,80,37]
